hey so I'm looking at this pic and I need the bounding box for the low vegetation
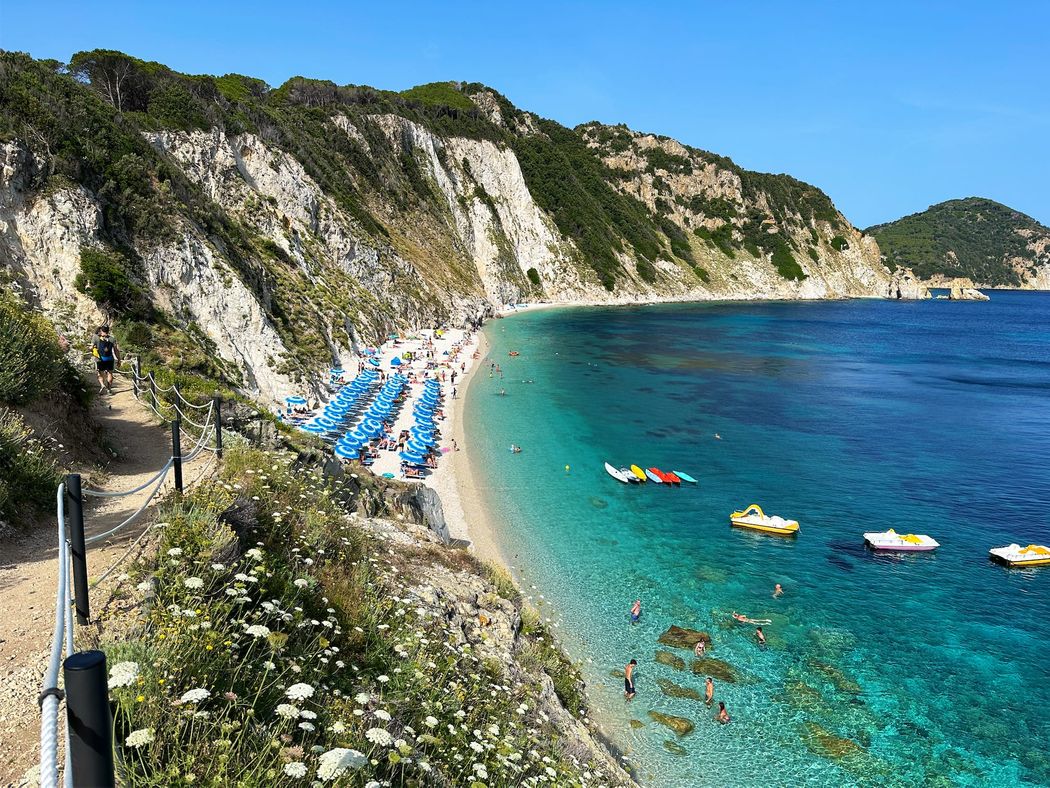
[106,448,613,786]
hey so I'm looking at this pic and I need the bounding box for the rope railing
[38,373,224,787]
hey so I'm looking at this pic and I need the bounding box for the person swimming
[717,701,730,724]
[630,599,641,624]
[773,583,783,598]
[694,639,706,657]
[624,659,637,700]
[509,444,522,453]
[756,626,766,646]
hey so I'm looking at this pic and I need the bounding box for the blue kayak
[673,470,698,484]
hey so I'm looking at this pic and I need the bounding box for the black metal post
[213,396,223,459]
[65,474,90,625]
[172,419,183,493]
[64,650,116,788]
[149,372,158,413]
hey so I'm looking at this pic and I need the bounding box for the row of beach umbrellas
[333,373,408,459]
[398,378,442,466]
[297,368,379,436]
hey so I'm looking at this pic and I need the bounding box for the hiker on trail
[92,324,120,395]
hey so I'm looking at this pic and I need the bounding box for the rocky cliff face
[0,53,916,405]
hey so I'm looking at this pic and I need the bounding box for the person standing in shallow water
[755,626,766,646]
[630,599,641,624]
[705,676,714,705]
[624,659,637,699]
[717,701,730,724]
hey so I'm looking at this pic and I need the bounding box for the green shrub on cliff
[772,241,808,281]
[0,409,60,524]
[0,290,67,406]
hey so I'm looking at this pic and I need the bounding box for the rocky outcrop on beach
[948,281,990,300]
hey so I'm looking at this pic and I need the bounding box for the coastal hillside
[867,197,1050,288]
[1,50,898,403]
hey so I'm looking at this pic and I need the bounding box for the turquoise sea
[462,292,1050,787]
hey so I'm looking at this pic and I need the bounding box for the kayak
[649,467,676,484]
[664,471,682,485]
[604,462,630,483]
[620,467,641,483]
[629,465,648,482]
[673,471,698,484]
[644,468,664,484]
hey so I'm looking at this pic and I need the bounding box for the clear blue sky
[2,0,1048,228]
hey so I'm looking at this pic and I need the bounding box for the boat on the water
[605,463,630,484]
[988,544,1050,567]
[663,471,682,485]
[864,529,939,552]
[729,504,799,536]
[629,465,648,482]
[673,470,698,484]
[620,467,641,483]
[644,468,664,484]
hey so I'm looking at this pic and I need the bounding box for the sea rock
[656,678,702,701]
[948,284,990,300]
[654,650,685,670]
[886,267,931,300]
[690,658,740,683]
[648,711,694,736]
[801,722,864,760]
[663,739,689,756]
[807,659,863,696]
[657,625,712,650]
[628,719,645,729]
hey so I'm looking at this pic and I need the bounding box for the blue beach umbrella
[399,451,426,464]
[390,357,402,367]
[368,357,380,367]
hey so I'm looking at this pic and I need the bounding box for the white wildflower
[124,728,153,748]
[108,661,139,688]
[365,727,393,746]
[183,577,204,590]
[294,578,309,589]
[329,721,346,733]
[275,704,299,719]
[424,716,438,728]
[376,675,390,684]
[299,709,317,720]
[283,761,307,778]
[210,563,225,571]
[354,692,371,704]
[245,624,271,638]
[246,548,264,561]
[166,548,183,557]
[317,747,367,780]
[374,709,391,721]
[298,721,315,731]
[179,688,210,704]
[285,683,314,701]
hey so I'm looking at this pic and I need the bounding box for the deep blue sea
[463,292,1050,787]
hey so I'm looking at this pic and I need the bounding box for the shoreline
[426,330,506,563]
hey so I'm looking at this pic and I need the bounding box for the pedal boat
[730,504,799,536]
[864,529,939,552]
[988,544,1050,567]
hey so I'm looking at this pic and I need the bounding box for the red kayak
[649,468,680,485]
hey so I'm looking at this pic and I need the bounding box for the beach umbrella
[286,395,307,405]
[390,357,402,367]
[382,472,396,479]
[407,441,430,455]
[368,357,380,366]
[300,424,327,434]
[399,451,426,464]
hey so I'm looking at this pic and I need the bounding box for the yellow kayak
[630,465,648,482]
[730,504,800,536]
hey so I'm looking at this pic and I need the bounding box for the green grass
[0,290,69,406]
[399,81,476,112]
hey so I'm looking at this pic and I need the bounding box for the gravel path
[0,380,216,786]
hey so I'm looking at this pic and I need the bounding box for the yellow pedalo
[730,504,800,536]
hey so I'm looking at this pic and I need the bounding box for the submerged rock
[648,711,694,736]
[628,718,645,729]
[808,659,863,696]
[690,658,739,683]
[663,739,689,756]
[801,722,864,760]
[657,678,702,700]
[657,625,712,650]
[654,650,685,670]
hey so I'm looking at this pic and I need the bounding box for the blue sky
[2,1,1047,227]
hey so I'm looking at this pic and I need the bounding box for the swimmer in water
[773,583,783,598]
[756,627,766,646]
[717,701,730,724]
[705,677,714,705]
[732,611,747,623]
[630,599,641,624]
[694,639,706,657]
